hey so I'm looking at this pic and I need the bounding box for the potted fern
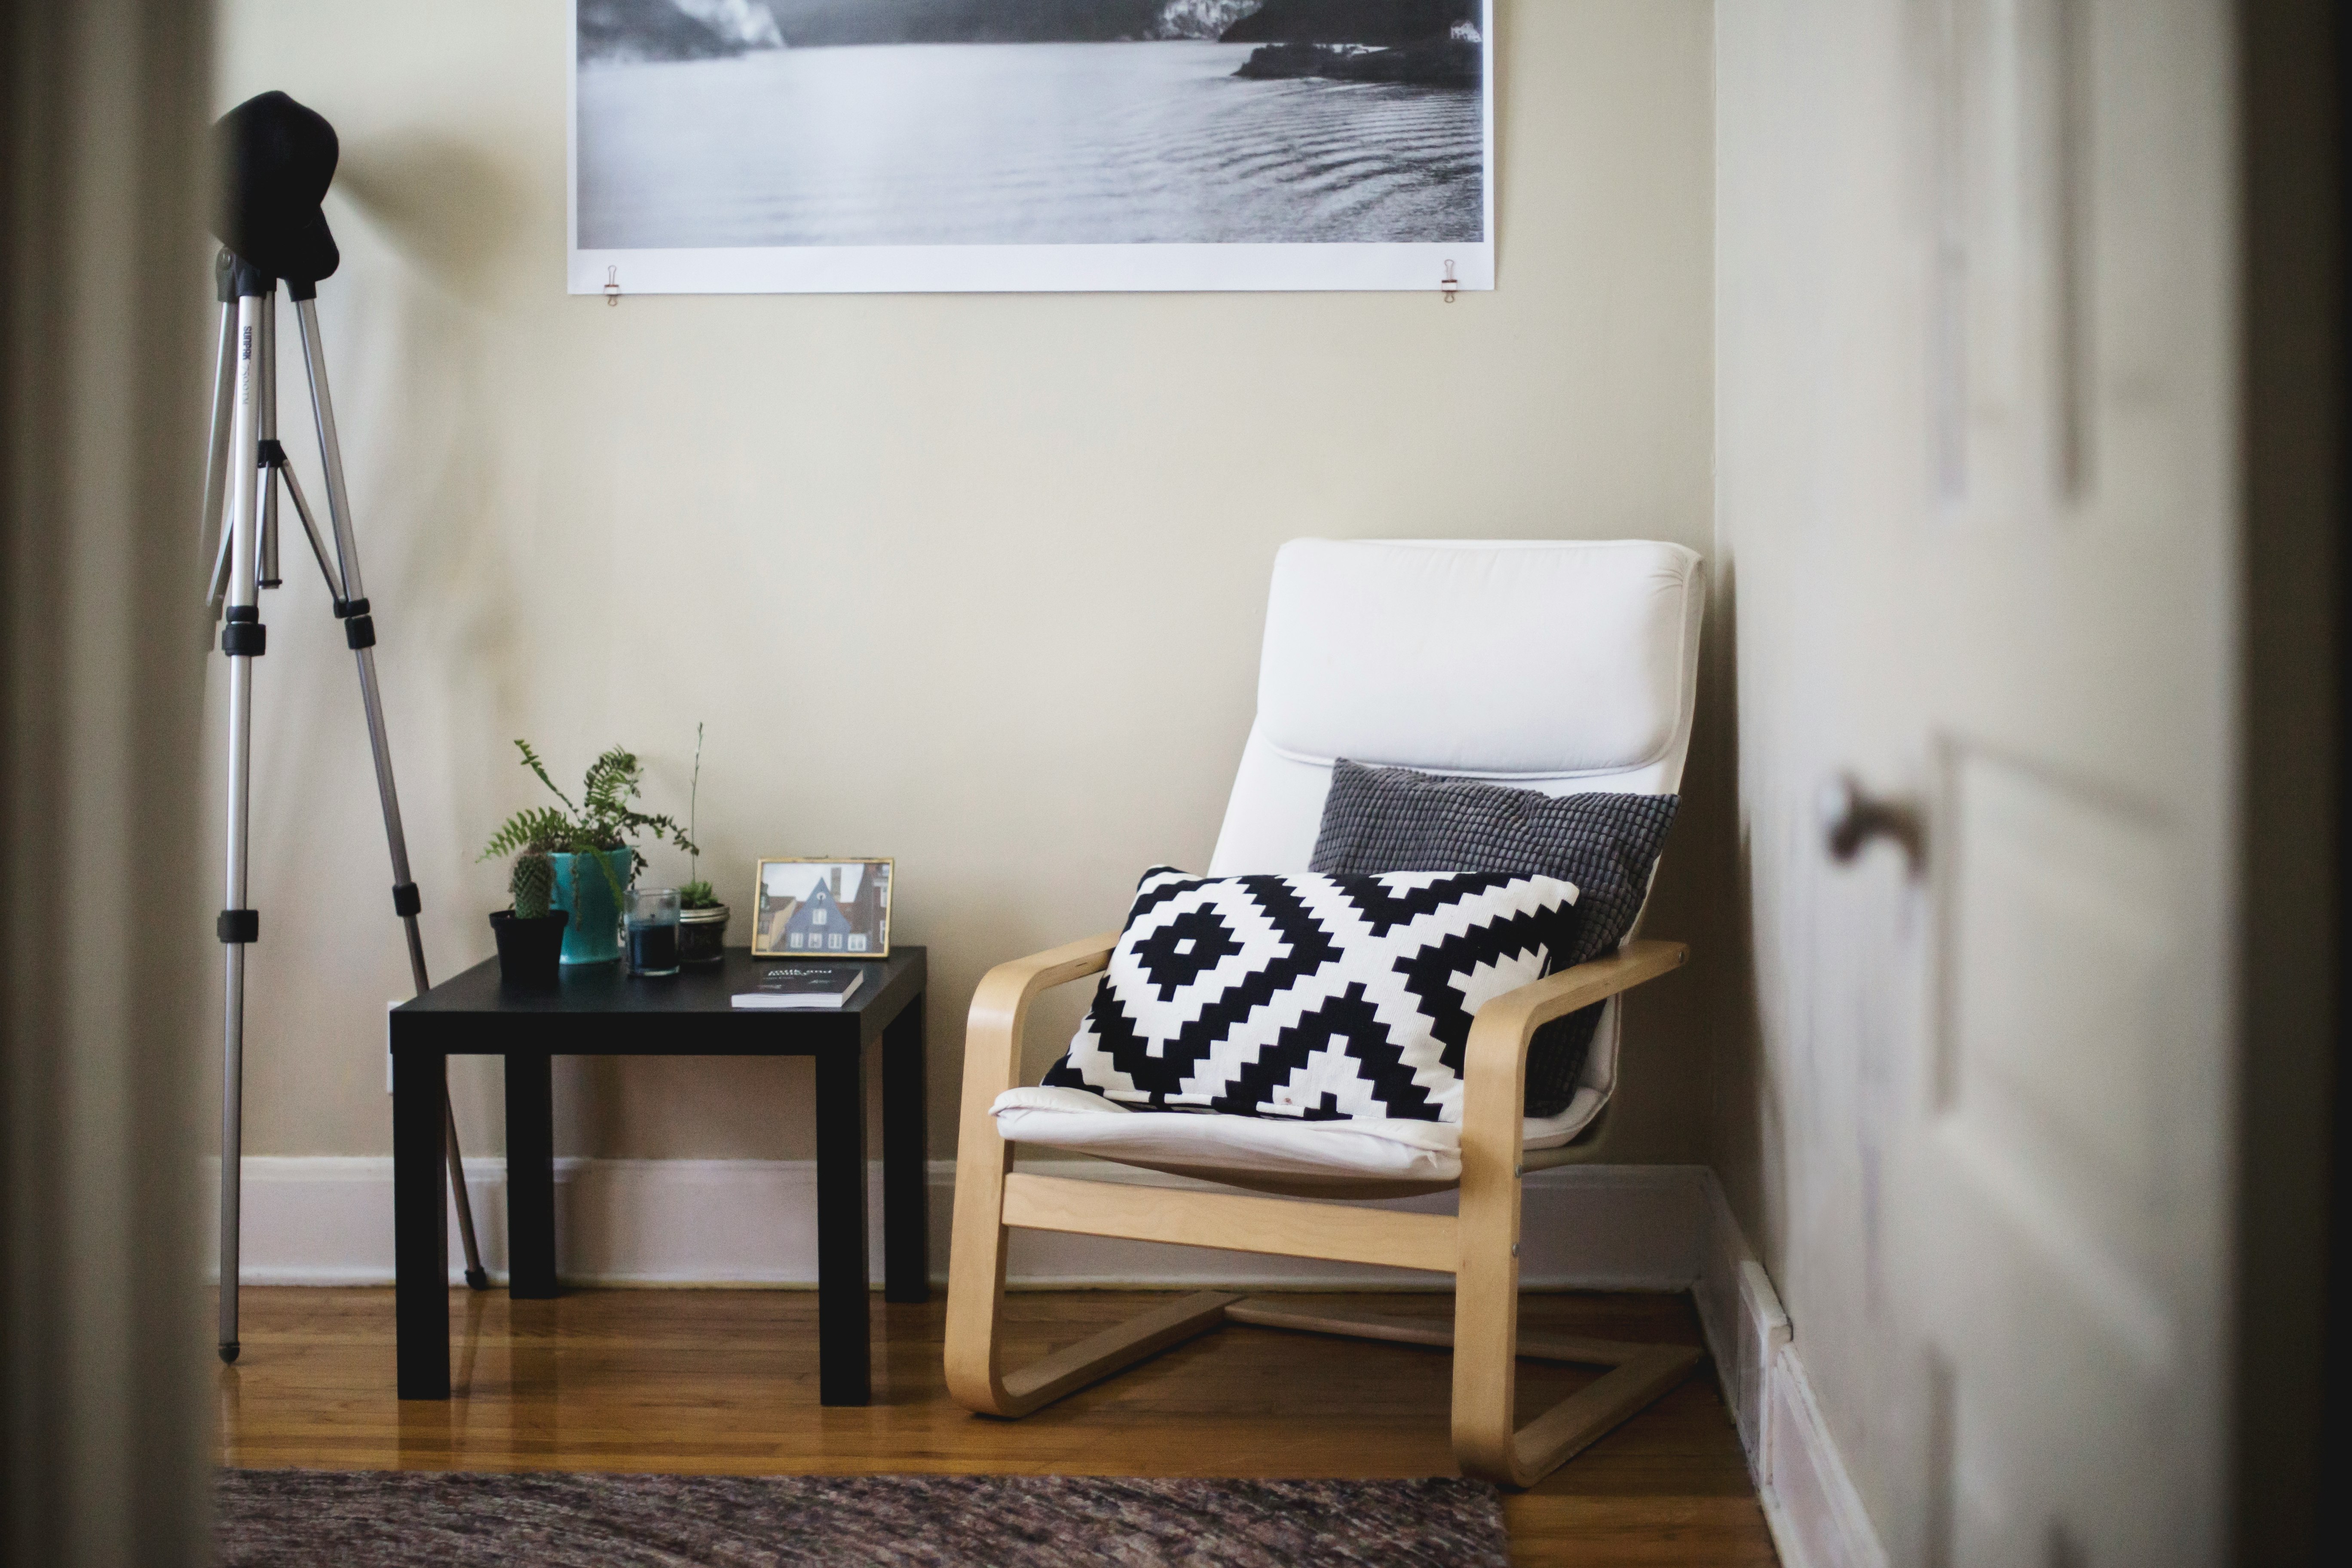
[487,851,568,986]
[676,724,729,964]
[481,740,697,968]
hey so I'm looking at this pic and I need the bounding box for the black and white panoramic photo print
[572,1,1492,290]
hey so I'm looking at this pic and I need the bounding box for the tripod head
[212,91,340,295]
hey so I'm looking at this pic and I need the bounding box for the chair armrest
[957,930,1121,1150]
[1458,940,1690,1176]
[1474,940,1688,1051]
[946,929,1120,1412]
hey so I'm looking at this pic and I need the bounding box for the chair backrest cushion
[1210,539,1706,876]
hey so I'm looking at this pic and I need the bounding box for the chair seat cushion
[1309,760,1680,1116]
[992,1085,1606,1185]
[1040,866,1580,1126]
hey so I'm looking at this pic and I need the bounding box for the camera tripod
[202,247,488,1365]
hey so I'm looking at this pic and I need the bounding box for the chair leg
[944,1156,1237,1418]
[1449,1277,1698,1486]
[1230,1295,1700,1482]
[1452,1111,1528,1481]
[995,1290,1242,1417]
[942,1144,1020,1414]
[1501,1342,1703,1481]
[943,1209,1234,1417]
[1445,1092,1700,1487]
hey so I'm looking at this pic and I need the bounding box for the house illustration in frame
[756,860,891,957]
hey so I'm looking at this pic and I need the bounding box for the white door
[1724,0,2236,1561]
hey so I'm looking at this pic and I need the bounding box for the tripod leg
[362,652,486,1293]
[257,294,281,589]
[202,267,238,614]
[292,291,490,1291]
[206,496,236,612]
[219,688,249,1366]
[276,460,342,598]
[199,291,234,577]
[216,286,268,1364]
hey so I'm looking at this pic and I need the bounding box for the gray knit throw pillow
[1309,760,1679,1117]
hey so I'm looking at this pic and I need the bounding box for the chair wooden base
[986,1291,1243,1418]
[956,1290,1699,1486]
[943,933,1697,1488]
[1224,1299,1702,1482]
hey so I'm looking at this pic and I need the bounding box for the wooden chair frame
[943,931,1697,1488]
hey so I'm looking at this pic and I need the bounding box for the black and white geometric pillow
[1310,760,1680,1116]
[1041,867,1580,1125]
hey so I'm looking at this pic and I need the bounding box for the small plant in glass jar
[676,724,730,964]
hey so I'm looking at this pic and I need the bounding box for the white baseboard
[207,1156,1709,1291]
[1690,1171,1888,1568]
[1692,1171,1790,1459]
[1759,1341,1893,1568]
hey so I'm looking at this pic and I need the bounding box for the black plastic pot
[490,909,569,987]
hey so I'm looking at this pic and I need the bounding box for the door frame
[2233,0,2345,1559]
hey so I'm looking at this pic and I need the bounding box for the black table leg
[504,1052,557,1300]
[882,989,929,1304]
[815,1038,871,1406]
[394,1045,450,1399]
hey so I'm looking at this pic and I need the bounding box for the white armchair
[944,538,1706,1487]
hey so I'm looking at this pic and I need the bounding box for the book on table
[731,965,866,1010]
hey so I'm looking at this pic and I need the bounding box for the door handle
[1818,775,1926,871]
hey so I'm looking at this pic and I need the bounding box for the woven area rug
[216,1469,1509,1568]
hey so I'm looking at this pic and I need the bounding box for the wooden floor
[217,1286,1776,1567]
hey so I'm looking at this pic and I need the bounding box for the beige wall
[213,0,1717,1162]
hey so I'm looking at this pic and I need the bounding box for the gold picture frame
[751,858,894,960]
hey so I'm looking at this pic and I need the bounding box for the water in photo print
[576,1,1486,248]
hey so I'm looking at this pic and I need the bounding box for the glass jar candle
[625,886,682,977]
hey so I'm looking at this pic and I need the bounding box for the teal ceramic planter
[548,848,633,965]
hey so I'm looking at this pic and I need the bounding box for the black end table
[388,945,927,1406]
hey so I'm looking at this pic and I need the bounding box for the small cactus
[510,852,555,921]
